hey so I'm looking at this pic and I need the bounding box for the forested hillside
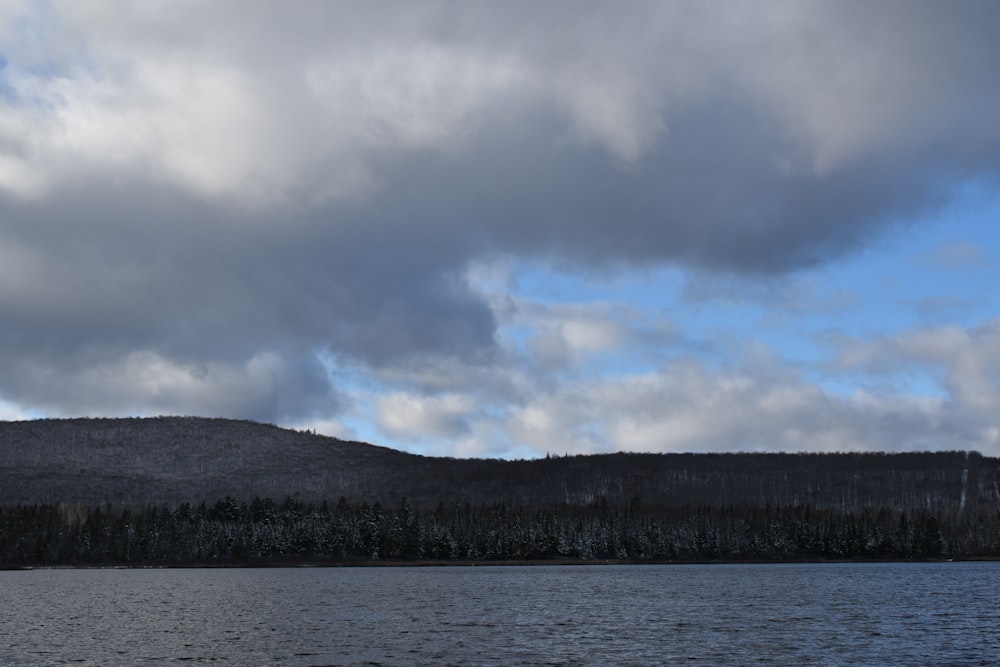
[3,417,997,510]
[1,417,998,565]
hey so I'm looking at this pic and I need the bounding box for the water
[1,562,997,666]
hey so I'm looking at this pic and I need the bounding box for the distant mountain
[2,416,998,513]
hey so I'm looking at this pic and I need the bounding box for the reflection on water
[1,562,997,666]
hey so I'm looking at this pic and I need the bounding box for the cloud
[913,243,990,271]
[831,319,1000,439]
[0,2,999,451]
[3,349,335,421]
[521,302,630,372]
[357,280,1000,456]
[379,320,1000,456]
[357,275,1000,456]
[376,392,476,442]
[543,362,946,454]
[0,397,30,421]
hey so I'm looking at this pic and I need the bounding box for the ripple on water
[0,562,997,666]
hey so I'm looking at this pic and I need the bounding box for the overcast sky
[2,1,999,457]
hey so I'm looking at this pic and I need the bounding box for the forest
[2,418,999,565]
[3,418,999,510]
[2,495,998,566]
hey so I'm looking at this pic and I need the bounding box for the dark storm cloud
[0,177,498,419]
[374,95,945,275]
[1,1,1000,423]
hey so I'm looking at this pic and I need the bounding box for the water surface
[1,562,996,666]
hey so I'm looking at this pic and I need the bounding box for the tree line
[2,496,998,566]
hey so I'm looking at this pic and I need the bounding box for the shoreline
[5,555,997,571]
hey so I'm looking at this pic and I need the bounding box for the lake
[1,562,997,666]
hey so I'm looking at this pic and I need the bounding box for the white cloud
[515,300,632,372]
[377,392,476,441]
[364,306,1000,457]
[0,397,31,421]
[4,350,331,421]
[498,357,959,456]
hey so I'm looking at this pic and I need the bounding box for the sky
[1,1,999,458]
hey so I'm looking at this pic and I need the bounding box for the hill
[3,417,1000,564]
[2,416,998,512]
